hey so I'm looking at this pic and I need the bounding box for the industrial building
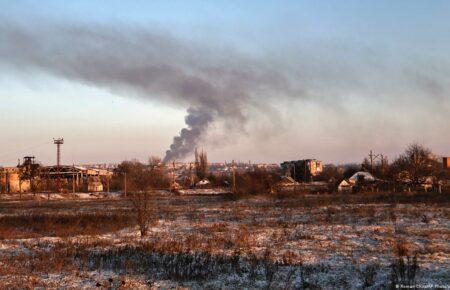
[280,159,323,182]
[0,136,125,193]
[0,167,31,193]
[0,138,113,193]
[0,164,112,194]
[443,157,450,170]
[39,165,112,192]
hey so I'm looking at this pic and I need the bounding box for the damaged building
[39,165,112,192]
[0,167,30,193]
[0,161,112,194]
[280,159,323,182]
[443,157,450,170]
[0,156,37,193]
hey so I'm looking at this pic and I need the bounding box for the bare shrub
[395,238,410,257]
[129,192,154,237]
[357,263,380,288]
[262,249,278,288]
[112,160,170,191]
[389,255,419,289]
[195,148,208,181]
[234,169,280,196]
[281,250,299,265]
[421,214,431,224]
[234,225,252,249]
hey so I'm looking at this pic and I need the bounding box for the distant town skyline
[0,0,449,166]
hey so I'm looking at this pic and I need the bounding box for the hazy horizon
[1,1,449,166]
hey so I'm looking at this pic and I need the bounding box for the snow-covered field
[0,193,448,289]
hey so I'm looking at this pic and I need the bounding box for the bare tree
[113,159,167,237]
[129,192,153,236]
[392,143,440,187]
[362,156,389,179]
[195,148,208,181]
[112,159,170,191]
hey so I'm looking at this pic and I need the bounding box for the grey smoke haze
[0,21,296,162]
[0,21,449,163]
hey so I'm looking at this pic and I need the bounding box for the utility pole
[380,154,387,177]
[368,150,383,174]
[18,161,22,199]
[232,160,236,194]
[5,172,9,194]
[72,164,75,194]
[72,174,75,193]
[124,172,127,197]
[369,150,374,173]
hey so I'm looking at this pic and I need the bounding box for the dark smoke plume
[165,107,212,162]
[0,21,293,162]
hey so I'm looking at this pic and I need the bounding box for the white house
[349,171,376,183]
[338,171,377,193]
[338,179,353,193]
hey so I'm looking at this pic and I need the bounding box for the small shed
[338,179,353,193]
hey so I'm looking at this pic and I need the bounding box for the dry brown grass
[0,212,134,239]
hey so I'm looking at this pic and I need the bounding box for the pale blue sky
[0,1,449,165]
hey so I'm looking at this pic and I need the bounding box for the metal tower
[53,138,64,167]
